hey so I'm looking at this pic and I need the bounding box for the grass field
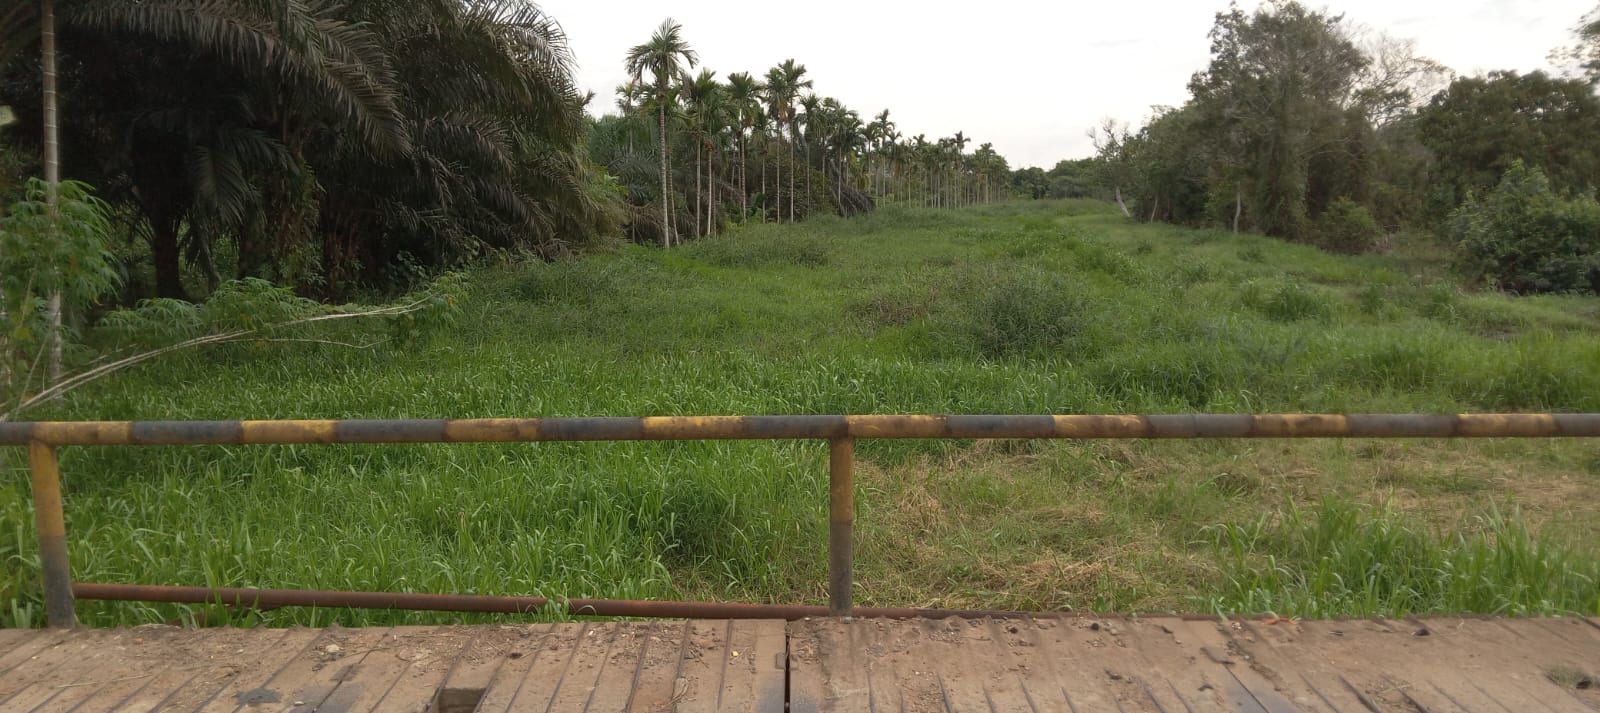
[4,199,1599,627]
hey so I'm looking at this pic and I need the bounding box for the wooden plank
[1169,619,1306,713]
[540,622,623,712]
[173,627,325,712]
[1233,619,1392,713]
[789,619,870,713]
[497,622,588,712]
[314,626,458,713]
[570,623,654,713]
[623,621,690,713]
[265,626,398,713]
[1025,616,1151,713]
[960,618,1073,713]
[0,629,44,658]
[854,619,910,713]
[1011,613,1113,713]
[1116,617,1232,713]
[1435,618,1596,713]
[747,620,786,713]
[464,624,555,713]
[784,620,825,713]
[365,627,482,713]
[1057,616,1192,713]
[0,630,129,712]
[0,630,70,683]
[44,627,230,713]
[675,620,737,713]
[111,627,293,712]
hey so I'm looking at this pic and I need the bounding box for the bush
[968,273,1090,359]
[1240,279,1334,322]
[1450,162,1600,295]
[1315,197,1383,254]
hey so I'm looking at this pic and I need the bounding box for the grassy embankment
[3,199,1599,627]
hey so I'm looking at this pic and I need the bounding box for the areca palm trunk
[738,127,747,219]
[694,134,702,238]
[41,0,62,382]
[787,122,797,222]
[657,101,671,247]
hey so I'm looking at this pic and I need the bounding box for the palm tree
[683,68,722,238]
[866,109,893,200]
[763,59,810,222]
[726,71,761,220]
[625,18,697,247]
[5,0,605,296]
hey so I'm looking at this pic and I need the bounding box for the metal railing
[7,413,1600,628]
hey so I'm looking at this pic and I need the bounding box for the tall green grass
[3,199,1598,626]
[1206,500,1600,617]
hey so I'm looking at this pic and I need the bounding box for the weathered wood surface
[2,616,1597,712]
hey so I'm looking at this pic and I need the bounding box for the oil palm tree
[625,18,697,247]
[4,0,602,296]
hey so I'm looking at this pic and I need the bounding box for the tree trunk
[694,136,702,239]
[41,0,62,382]
[739,128,748,220]
[1233,186,1242,234]
[706,145,714,236]
[150,218,187,300]
[1148,194,1159,223]
[657,102,671,247]
[788,124,797,223]
[1114,186,1132,218]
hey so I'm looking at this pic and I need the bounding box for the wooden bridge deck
[2,616,1599,712]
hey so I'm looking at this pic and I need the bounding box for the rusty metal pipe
[29,442,75,628]
[828,438,854,617]
[72,583,1033,621]
[4,413,1600,447]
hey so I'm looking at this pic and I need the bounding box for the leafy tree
[1188,0,1369,240]
[1450,162,1600,295]
[1417,71,1600,222]
[1551,3,1600,83]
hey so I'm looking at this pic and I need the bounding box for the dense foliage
[0,0,620,299]
[1064,0,1600,295]
[1450,163,1600,295]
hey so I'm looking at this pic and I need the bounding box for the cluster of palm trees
[593,18,1014,247]
[1,0,621,299]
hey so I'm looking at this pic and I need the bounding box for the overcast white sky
[542,0,1594,169]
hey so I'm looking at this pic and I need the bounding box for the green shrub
[1316,197,1383,254]
[1450,162,1600,295]
[969,274,1090,359]
[1241,279,1334,322]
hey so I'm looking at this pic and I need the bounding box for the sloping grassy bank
[4,200,1598,626]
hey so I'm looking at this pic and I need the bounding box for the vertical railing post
[828,437,854,617]
[29,441,75,628]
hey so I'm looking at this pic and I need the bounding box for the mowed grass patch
[4,199,1599,626]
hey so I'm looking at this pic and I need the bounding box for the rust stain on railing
[8,411,1600,628]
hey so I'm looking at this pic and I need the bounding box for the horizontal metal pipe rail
[11,412,1600,628]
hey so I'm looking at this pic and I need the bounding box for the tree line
[1059,0,1600,293]
[591,18,1013,247]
